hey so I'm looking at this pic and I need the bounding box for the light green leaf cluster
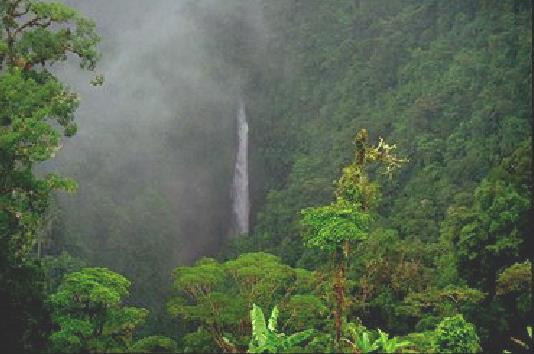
[301,198,371,251]
[171,257,226,296]
[50,267,130,307]
[224,252,296,307]
[432,314,481,353]
[248,304,315,353]
[344,322,412,353]
[48,268,149,353]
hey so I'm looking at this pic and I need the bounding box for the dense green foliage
[300,129,407,345]
[48,267,149,352]
[167,252,325,352]
[431,315,481,353]
[217,0,531,352]
[2,0,531,353]
[247,304,315,353]
[0,0,99,351]
[129,336,178,353]
[48,267,176,353]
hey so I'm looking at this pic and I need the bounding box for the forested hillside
[233,0,533,351]
[1,0,531,353]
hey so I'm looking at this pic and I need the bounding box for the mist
[41,0,269,317]
[3,0,531,351]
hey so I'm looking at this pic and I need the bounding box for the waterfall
[232,98,249,235]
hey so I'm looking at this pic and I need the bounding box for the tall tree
[301,129,407,346]
[48,267,149,353]
[0,1,100,351]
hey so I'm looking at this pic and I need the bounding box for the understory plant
[248,304,315,353]
[343,322,412,353]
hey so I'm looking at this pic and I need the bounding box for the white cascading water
[232,98,249,235]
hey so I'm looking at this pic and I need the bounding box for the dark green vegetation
[0,0,98,351]
[1,0,531,353]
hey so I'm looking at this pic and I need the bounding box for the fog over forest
[1,1,531,352]
[42,0,269,325]
[47,1,259,265]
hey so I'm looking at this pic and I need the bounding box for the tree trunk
[211,324,238,353]
[333,246,346,347]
